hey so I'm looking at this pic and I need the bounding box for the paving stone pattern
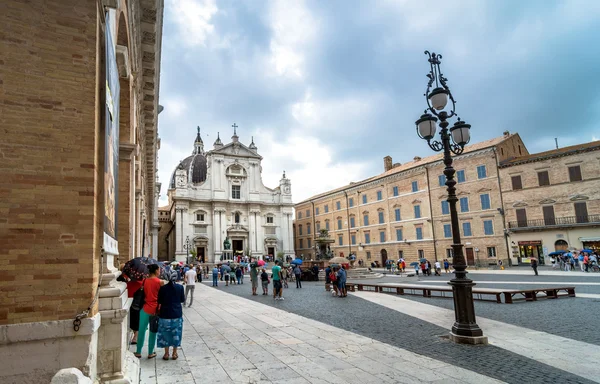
[220,280,595,384]
[135,284,505,384]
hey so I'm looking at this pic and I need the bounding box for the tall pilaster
[213,208,223,262]
[96,249,134,383]
[175,206,186,262]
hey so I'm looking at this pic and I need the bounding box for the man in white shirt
[434,261,441,276]
[184,266,197,307]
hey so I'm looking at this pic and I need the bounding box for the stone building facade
[294,132,526,267]
[499,141,600,264]
[164,128,295,263]
[0,0,163,382]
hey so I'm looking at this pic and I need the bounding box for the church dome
[170,127,208,188]
[169,153,207,188]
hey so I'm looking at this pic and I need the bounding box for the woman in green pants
[135,264,165,359]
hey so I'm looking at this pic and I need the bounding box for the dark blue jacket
[157,282,185,319]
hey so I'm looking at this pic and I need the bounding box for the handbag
[149,314,159,333]
[131,279,145,311]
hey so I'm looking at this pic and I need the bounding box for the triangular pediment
[210,142,262,159]
[512,201,528,208]
[412,199,422,204]
[477,187,492,193]
[569,194,589,201]
[539,198,556,205]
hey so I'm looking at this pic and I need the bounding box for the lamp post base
[448,332,488,345]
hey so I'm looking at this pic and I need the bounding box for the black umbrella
[122,256,161,281]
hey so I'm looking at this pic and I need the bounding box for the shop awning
[580,237,600,242]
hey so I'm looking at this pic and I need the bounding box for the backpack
[329,272,337,282]
[131,279,145,311]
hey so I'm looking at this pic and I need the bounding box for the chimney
[392,162,401,168]
[413,156,421,161]
[384,156,393,171]
[503,130,510,138]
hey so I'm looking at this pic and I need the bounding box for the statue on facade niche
[223,237,231,250]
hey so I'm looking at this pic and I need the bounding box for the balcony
[508,215,600,230]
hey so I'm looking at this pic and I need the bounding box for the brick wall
[0,0,100,325]
[501,148,600,224]
[294,148,511,266]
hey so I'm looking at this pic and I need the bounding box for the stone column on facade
[248,210,255,254]
[175,207,186,262]
[255,213,264,259]
[213,209,222,262]
[150,181,160,259]
[288,213,294,257]
[96,248,138,383]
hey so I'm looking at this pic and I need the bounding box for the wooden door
[381,249,388,266]
[465,248,475,266]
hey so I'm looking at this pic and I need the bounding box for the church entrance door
[197,247,205,263]
[233,239,244,260]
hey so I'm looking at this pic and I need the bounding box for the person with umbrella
[531,256,539,276]
[411,261,420,276]
[222,263,231,286]
[293,263,302,288]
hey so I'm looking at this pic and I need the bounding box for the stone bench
[354,283,576,304]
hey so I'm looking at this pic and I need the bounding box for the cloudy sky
[156,0,600,206]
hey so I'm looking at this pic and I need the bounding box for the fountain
[315,229,335,260]
[313,229,381,279]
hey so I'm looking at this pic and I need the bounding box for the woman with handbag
[157,270,185,360]
[135,264,164,359]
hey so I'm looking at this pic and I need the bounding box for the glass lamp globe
[450,120,471,146]
[428,87,449,111]
[415,113,438,140]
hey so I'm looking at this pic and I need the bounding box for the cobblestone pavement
[135,284,505,384]
[218,279,596,384]
[349,272,600,345]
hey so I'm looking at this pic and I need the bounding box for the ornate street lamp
[415,51,487,344]
[183,236,193,265]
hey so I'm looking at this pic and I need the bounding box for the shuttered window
[537,171,550,186]
[511,175,523,190]
[543,206,555,226]
[516,208,527,227]
[568,166,582,182]
[574,202,588,223]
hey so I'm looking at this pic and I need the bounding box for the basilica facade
[164,127,294,263]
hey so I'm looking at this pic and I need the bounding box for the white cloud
[268,0,318,78]
[256,130,371,204]
[291,90,377,134]
[162,97,188,117]
[167,0,218,47]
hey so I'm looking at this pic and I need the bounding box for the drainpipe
[311,201,316,259]
[344,191,352,257]
[494,148,513,267]
[141,218,146,258]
